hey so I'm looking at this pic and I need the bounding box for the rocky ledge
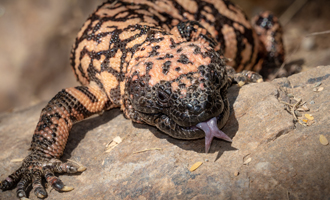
[0,66,329,199]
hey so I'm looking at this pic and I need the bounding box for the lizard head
[124,33,232,152]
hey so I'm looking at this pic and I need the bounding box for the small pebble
[205,159,209,162]
[234,171,239,176]
[310,100,315,104]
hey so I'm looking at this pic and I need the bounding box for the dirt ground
[0,0,329,112]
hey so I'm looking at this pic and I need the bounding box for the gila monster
[1,0,284,199]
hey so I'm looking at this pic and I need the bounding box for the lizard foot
[0,152,86,199]
[226,66,263,86]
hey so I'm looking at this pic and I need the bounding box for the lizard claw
[61,186,74,192]
[77,166,87,172]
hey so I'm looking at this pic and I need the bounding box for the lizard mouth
[148,111,231,153]
[137,96,231,153]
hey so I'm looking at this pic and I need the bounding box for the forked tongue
[196,117,232,153]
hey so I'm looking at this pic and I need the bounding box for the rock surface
[0,66,329,199]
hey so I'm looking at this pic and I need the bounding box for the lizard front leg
[0,82,110,199]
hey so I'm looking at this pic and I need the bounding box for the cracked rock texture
[0,66,330,199]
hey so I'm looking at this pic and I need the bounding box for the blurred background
[0,0,329,112]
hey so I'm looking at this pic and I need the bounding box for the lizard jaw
[196,117,232,153]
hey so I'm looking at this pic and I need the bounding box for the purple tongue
[196,117,232,153]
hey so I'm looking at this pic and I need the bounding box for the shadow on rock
[62,108,122,161]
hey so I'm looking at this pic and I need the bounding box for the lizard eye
[158,91,168,102]
[156,82,172,108]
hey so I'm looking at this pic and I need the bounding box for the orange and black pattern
[1,0,284,199]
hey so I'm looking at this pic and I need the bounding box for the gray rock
[1,66,329,199]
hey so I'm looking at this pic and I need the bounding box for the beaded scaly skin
[1,0,284,199]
